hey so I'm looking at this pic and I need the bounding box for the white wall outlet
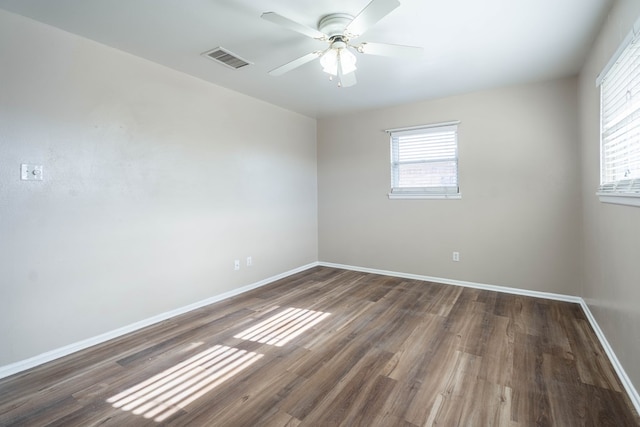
[234,259,240,270]
[21,164,43,181]
[452,251,460,262]
[246,256,252,267]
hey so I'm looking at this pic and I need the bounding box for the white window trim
[388,192,462,200]
[596,193,640,207]
[386,121,461,200]
[596,15,640,208]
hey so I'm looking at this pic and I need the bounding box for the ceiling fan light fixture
[320,47,357,76]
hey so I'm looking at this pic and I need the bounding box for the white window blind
[388,121,460,199]
[597,27,640,204]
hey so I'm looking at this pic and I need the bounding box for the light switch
[21,164,43,181]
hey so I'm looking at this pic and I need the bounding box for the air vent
[202,47,251,70]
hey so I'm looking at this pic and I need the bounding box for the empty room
[0,0,639,425]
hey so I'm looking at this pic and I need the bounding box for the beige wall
[318,77,582,296]
[0,10,318,366]
[578,0,640,390]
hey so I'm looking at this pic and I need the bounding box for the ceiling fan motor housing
[318,13,354,38]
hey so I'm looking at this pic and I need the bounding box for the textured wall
[0,10,317,365]
[318,77,582,296]
[578,0,640,394]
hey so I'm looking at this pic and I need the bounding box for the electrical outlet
[452,251,460,262]
[246,256,252,267]
[234,259,240,270]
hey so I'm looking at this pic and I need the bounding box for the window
[387,121,460,199]
[596,22,640,207]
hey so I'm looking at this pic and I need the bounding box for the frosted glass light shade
[321,48,357,76]
[320,49,338,75]
[339,48,357,74]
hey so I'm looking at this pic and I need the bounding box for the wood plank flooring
[0,266,638,426]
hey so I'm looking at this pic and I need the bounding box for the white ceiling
[0,0,612,118]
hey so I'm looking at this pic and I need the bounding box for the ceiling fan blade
[337,59,357,87]
[338,71,357,87]
[261,12,327,40]
[268,52,322,76]
[345,0,400,37]
[358,42,423,58]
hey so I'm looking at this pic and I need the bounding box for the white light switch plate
[21,164,43,181]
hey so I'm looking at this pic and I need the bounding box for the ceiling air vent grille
[202,47,251,70]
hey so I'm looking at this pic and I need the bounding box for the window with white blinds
[387,121,460,199]
[597,25,640,206]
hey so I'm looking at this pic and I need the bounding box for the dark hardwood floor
[0,266,638,426]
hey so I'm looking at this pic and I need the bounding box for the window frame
[386,121,461,200]
[596,17,640,207]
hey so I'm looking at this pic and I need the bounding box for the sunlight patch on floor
[233,307,331,347]
[107,307,330,422]
[107,345,262,422]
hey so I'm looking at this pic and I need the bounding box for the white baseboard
[0,262,319,380]
[578,300,640,414]
[318,262,582,303]
[319,261,640,415]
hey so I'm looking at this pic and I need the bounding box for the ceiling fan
[261,0,423,87]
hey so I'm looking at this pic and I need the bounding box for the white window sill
[388,193,462,200]
[597,193,640,207]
